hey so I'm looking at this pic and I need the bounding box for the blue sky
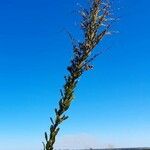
[0,0,150,149]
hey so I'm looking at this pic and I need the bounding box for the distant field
[87,148,150,150]
[59,148,150,150]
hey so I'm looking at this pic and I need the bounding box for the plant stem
[43,1,112,150]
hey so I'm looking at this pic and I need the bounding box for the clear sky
[0,0,150,150]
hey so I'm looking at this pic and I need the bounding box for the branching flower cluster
[43,1,112,150]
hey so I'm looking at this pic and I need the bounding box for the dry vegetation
[43,1,113,150]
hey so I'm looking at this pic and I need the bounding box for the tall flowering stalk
[43,0,112,150]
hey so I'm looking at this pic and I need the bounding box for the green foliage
[43,0,112,150]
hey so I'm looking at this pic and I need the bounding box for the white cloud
[54,133,114,149]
